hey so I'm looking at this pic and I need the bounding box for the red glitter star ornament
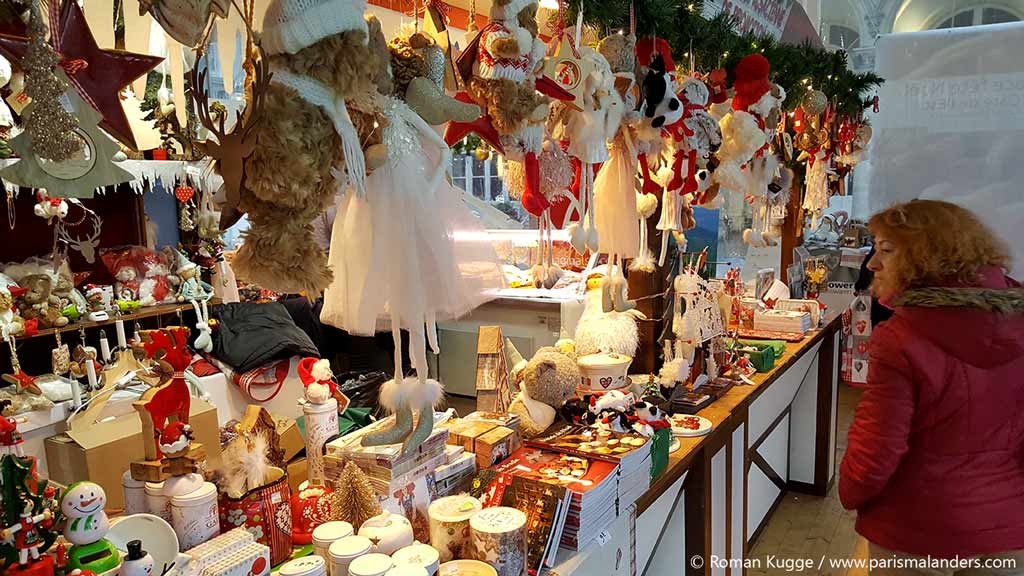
[52,0,163,150]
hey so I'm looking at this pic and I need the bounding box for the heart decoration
[854,360,864,372]
[600,377,613,389]
[857,342,869,355]
[855,320,868,334]
[175,185,195,203]
[854,299,867,312]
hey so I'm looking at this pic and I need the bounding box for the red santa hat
[731,53,772,112]
[297,357,333,387]
[159,421,193,453]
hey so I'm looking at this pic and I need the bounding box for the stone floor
[748,383,869,576]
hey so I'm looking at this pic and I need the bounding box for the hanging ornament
[52,331,70,376]
[3,338,41,396]
[175,183,195,203]
[803,89,828,116]
[474,145,490,162]
[57,202,103,264]
[5,187,14,230]
[179,200,195,232]
[37,0,163,150]
[32,189,68,222]
[1,87,134,198]
[9,0,81,162]
[543,35,596,112]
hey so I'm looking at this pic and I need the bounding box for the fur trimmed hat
[489,0,537,22]
[732,53,772,112]
[261,0,369,55]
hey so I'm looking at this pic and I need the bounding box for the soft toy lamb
[507,344,580,437]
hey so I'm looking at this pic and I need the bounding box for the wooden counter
[552,315,842,576]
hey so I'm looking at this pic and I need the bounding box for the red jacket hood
[890,267,1024,369]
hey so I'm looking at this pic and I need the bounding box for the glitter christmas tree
[22,0,81,162]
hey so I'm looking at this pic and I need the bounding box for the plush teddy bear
[507,345,580,437]
[461,0,551,216]
[0,287,25,339]
[17,274,68,329]
[236,0,389,296]
[52,261,88,320]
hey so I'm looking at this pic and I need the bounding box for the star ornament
[2,369,41,396]
[54,0,163,150]
[542,35,596,111]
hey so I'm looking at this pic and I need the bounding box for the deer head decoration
[190,47,271,228]
[57,203,103,263]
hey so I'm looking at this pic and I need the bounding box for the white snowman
[62,481,111,546]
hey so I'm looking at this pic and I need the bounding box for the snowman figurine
[119,540,155,576]
[62,482,120,573]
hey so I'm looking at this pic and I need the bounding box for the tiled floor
[748,384,870,576]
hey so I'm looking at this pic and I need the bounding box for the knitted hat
[489,0,537,22]
[731,54,772,112]
[261,0,369,56]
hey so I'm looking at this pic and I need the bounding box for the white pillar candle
[99,332,111,362]
[115,318,127,349]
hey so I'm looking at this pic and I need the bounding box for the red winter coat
[839,267,1024,558]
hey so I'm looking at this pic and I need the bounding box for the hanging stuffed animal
[238,0,388,295]
[389,31,481,126]
[550,44,623,256]
[450,0,572,217]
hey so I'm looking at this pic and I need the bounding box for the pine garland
[22,0,82,162]
[564,0,883,116]
[335,460,382,530]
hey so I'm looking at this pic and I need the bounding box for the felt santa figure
[0,400,25,456]
[158,421,193,459]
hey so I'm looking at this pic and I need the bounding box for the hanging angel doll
[549,43,623,257]
[320,24,505,457]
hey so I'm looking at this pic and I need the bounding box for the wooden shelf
[16,299,220,341]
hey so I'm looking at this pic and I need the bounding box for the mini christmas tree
[334,461,381,530]
[21,0,80,162]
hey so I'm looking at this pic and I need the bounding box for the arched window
[828,24,860,49]
[933,5,1021,29]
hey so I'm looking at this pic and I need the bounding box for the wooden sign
[542,35,595,112]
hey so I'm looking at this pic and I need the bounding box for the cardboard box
[443,419,497,452]
[287,457,308,493]
[276,416,304,463]
[45,399,221,510]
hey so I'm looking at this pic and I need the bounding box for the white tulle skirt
[595,138,640,258]
[320,98,504,371]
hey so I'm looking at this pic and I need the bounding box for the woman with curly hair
[840,200,1024,574]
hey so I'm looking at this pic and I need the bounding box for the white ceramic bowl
[577,353,632,391]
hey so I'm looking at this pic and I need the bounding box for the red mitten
[667,150,686,192]
[520,151,550,217]
[681,150,699,195]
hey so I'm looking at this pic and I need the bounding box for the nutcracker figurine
[1,502,53,566]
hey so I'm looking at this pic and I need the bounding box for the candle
[99,332,111,362]
[115,318,127,349]
[84,358,97,389]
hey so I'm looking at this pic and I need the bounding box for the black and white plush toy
[640,54,683,129]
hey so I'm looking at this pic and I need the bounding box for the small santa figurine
[159,421,193,459]
[1,501,53,566]
[297,358,349,413]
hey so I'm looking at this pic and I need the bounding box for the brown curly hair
[868,200,1010,292]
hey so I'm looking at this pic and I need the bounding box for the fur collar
[894,287,1024,314]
